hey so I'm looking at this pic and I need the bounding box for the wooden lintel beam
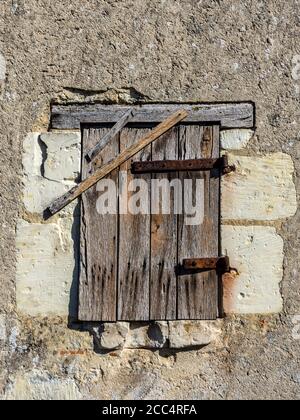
[51,103,255,130]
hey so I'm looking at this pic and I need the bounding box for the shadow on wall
[68,207,81,321]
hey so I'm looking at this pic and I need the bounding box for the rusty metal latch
[182,257,231,275]
[131,155,235,175]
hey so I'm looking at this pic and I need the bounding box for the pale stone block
[23,133,43,177]
[221,129,254,150]
[40,132,81,182]
[16,218,79,317]
[22,132,80,216]
[222,226,284,314]
[23,175,79,216]
[92,321,220,350]
[168,321,222,349]
[126,322,168,349]
[222,153,297,221]
[92,323,130,350]
[92,322,169,350]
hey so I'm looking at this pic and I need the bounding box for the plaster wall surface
[0,0,300,400]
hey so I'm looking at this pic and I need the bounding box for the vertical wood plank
[150,127,178,320]
[177,125,220,320]
[79,127,119,321]
[118,128,151,321]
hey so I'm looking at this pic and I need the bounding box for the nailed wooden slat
[51,103,255,129]
[86,108,133,162]
[177,125,220,320]
[118,128,151,321]
[46,110,188,217]
[150,127,178,320]
[78,127,119,321]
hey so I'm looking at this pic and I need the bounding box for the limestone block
[92,322,169,350]
[92,323,130,350]
[23,175,80,217]
[222,226,284,314]
[126,322,169,349]
[22,132,81,216]
[168,321,222,349]
[22,133,43,177]
[16,218,79,317]
[92,321,220,350]
[40,132,81,182]
[221,129,254,150]
[222,153,297,221]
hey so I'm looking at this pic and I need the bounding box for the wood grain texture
[150,127,178,320]
[118,128,151,321]
[79,127,119,321]
[47,110,188,216]
[86,108,133,162]
[177,125,220,320]
[51,103,255,130]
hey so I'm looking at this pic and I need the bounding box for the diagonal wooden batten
[46,109,188,217]
[85,108,134,162]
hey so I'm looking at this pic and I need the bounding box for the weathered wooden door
[79,123,220,322]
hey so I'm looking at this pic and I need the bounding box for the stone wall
[14,125,296,351]
[1,0,300,400]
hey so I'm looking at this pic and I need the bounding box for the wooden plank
[177,125,220,320]
[118,128,151,321]
[51,103,255,130]
[79,127,119,321]
[150,127,178,320]
[46,110,188,217]
[85,108,133,162]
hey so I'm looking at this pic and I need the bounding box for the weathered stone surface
[16,218,79,317]
[22,132,80,216]
[40,132,81,182]
[168,321,222,349]
[5,372,82,400]
[222,226,284,314]
[93,323,130,350]
[127,322,169,349]
[222,153,297,221]
[22,133,43,177]
[92,321,220,350]
[1,0,300,401]
[0,315,6,342]
[0,52,5,81]
[92,322,169,350]
[221,129,254,150]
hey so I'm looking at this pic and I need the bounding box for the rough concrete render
[0,0,300,400]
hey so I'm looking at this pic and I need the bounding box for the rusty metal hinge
[182,257,230,275]
[131,155,235,175]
